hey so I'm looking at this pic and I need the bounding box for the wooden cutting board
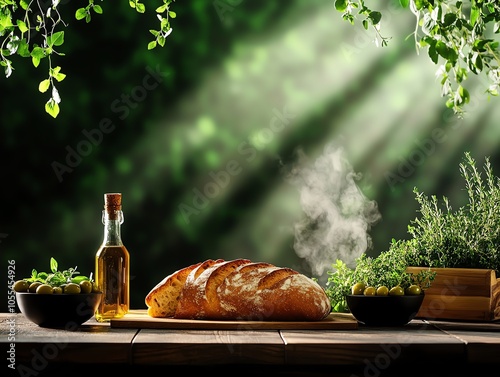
[110,309,358,330]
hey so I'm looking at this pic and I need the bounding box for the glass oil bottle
[94,193,130,322]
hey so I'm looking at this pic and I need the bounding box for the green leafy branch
[146,0,176,50]
[334,0,391,47]
[0,0,176,118]
[334,0,500,117]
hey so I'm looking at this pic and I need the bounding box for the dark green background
[2,0,500,311]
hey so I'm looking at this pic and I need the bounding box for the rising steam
[285,142,381,277]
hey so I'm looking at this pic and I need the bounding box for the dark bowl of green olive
[346,292,425,326]
[15,291,101,328]
[14,279,101,328]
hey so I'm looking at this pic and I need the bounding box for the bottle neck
[102,210,124,246]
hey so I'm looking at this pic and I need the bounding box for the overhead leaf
[19,0,29,10]
[158,35,165,47]
[31,46,45,60]
[470,5,480,27]
[473,38,492,52]
[75,8,87,20]
[16,19,28,33]
[459,85,470,104]
[435,41,450,59]
[156,5,168,13]
[136,2,146,13]
[368,11,382,26]
[47,31,64,47]
[0,13,14,30]
[45,98,60,118]
[456,67,467,83]
[474,53,483,72]
[50,66,66,82]
[31,55,41,68]
[334,0,348,12]
[427,42,439,64]
[38,79,51,93]
[443,13,457,27]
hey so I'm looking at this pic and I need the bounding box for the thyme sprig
[403,152,500,274]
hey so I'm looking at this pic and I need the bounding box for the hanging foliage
[335,0,500,117]
[0,0,176,118]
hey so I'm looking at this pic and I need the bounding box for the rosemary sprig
[403,152,500,275]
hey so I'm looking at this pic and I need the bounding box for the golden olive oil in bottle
[95,193,130,322]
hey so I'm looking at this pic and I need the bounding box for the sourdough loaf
[145,258,331,321]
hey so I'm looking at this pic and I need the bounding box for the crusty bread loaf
[145,259,223,317]
[145,258,331,321]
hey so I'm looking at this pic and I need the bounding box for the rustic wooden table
[2,310,500,376]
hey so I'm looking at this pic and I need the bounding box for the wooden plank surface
[110,309,358,330]
[132,328,285,365]
[3,312,500,371]
[429,320,500,364]
[1,313,137,364]
[281,320,466,366]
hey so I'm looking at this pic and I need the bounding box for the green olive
[91,281,100,293]
[405,284,422,295]
[389,285,405,296]
[376,286,389,296]
[52,286,63,294]
[63,283,81,294]
[36,284,54,294]
[79,280,92,294]
[28,282,42,293]
[13,280,30,292]
[363,286,376,296]
[351,282,366,295]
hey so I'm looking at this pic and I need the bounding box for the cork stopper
[104,193,122,220]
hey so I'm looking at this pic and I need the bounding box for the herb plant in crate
[397,152,500,321]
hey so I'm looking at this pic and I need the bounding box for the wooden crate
[406,267,500,321]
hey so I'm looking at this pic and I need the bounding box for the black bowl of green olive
[346,291,425,326]
[12,258,101,328]
[15,290,102,328]
[345,282,426,326]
